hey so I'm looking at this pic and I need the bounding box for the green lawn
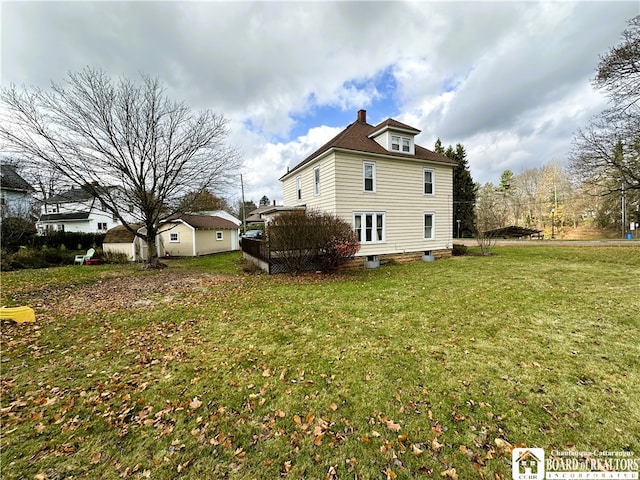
[1,246,639,479]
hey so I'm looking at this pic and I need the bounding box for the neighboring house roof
[245,205,275,223]
[165,214,238,230]
[39,212,90,221]
[281,113,456,180]
[194,210,242,226]
[104,224,143,243]
[0,164,35,192]
[46,184,115,203]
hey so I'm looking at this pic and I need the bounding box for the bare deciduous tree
[571,16,640,194]
[1,68,239,263]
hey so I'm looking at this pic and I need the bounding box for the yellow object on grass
[0,306,36,323]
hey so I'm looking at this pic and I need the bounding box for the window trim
[423,168,435,195]
[296,175,302,200]
[313,167,320,196]
[354,211,385,244]
[169,232,180,243]
[424,212,435,240]
[391,135,401,151]
[363,161,376,193]
[216,231,223,241]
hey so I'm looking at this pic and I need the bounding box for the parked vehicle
[240,229,262,246]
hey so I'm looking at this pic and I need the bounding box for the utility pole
[240,174,246,233]
[621,180,626,239]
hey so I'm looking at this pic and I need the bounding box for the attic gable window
[391,135,411,153]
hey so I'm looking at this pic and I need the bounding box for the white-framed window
[363,161,376,192]
[216,231,223,241]
[97,222,107,231]
[296,175,302,200]
[424,213,435,240]
[354,212,385,243]
[313,167,320,196]
[424,168,434,195]
[170,232,179,242]
[391,135,411,153]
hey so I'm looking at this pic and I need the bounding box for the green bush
[0,247,75,271]
[0,217,37,252]
[34,231,105,250]
[266,210,360,274]
[100,250,131,264]
[452,243,468,256]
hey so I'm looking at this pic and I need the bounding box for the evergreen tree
[436,140,477,238]
[259,195,270,207]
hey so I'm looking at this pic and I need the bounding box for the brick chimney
[357,109,366,123]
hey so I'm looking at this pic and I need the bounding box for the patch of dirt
[12,272,236,320]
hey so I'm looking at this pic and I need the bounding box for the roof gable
[0,164,34,192]
[104,224,143,243]
[166,214,238,230]
[47,184,116,203]
[281,111,455,180]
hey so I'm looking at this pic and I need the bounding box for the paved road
[455,239,639,247]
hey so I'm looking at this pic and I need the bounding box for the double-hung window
[424,168,434,195]
[354,212,384,243]
[363,161,376,192]
[424,213,435,240]
[391,135,411,153]
[296,175,302,200]
[313,167,320,196]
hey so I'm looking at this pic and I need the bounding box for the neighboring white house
[0,163,35,219]
[36,184,134,234]
[279,110,457,264]
[157,213,240,257]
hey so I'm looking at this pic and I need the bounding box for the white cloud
[1,1,637,201]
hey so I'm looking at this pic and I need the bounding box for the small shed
[102,224,147,261]
[158,214,240,257]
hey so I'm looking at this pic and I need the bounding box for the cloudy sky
[1,1,638,204]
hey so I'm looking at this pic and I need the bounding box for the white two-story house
[36,184,128,234]
[279,110,456,265]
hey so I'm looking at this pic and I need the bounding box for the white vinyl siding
[333,151,453,256]
[281,149,453,257]
[282,155,337,211]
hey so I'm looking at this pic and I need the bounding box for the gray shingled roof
[0,164,35,192]
[39,212,90,221]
